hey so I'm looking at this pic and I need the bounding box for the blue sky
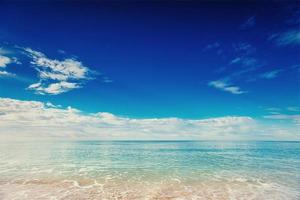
[0,1,299,140]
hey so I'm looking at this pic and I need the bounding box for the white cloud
[264,114,300,125]
[266,107,300,113]
[233,42,256,54]
[230,57,258,67]
[229,57,241,64]
[203,42,220,51]
[228,43,261,75]
[270,30,300,46]
[0,71,15,77]
[217,42,263,83]
[0,53,19,78]
[0,97,256,140]
[0,55,11,68]
[23,48,92,95]
[239,16,256,30]
[28,81,80,95]
[208,80,246,94]
[0,98,299,141]
[0,48,11,55]
[260,70,282,79]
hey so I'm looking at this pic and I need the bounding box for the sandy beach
[0,141,299,200]
[0,177,295,200]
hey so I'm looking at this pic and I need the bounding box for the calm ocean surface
[0,141,299,199]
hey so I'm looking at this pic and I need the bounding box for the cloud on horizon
[264,114,300,126]
[0,97,298,141]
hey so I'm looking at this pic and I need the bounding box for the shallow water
[0,141,299,199]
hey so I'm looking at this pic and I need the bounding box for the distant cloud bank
[0,98,299,141]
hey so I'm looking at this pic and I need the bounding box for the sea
[0,141,299,199]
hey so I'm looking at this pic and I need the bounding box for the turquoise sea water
[0,141,299,199]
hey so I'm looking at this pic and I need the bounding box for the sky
[0,1,299,140]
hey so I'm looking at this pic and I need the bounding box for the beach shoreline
[0,176,297,200]
[0,141,299,200]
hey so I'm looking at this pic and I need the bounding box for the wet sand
[0,177,295,200]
